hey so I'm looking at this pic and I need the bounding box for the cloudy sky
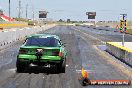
[0,0,132,21]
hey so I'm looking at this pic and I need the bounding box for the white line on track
[74,27,106,44]
[76,70,93,73]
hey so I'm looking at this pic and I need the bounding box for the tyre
[57,59,66,73]
[61,59,66,73]
[16,60,26,73]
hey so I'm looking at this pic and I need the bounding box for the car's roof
[27,34,60,40]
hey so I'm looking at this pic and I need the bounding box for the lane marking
[76,70,93,73]
[8,68,16,73]
[73,27,105,44]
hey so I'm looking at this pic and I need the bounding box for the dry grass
[128,29,132,34]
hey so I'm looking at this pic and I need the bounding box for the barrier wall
[0,21,28,29]
[0,24,56,50]
[106,42,132,67]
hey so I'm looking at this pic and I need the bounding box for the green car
[16,34,67,73]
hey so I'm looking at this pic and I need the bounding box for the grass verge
[128,29,132,34]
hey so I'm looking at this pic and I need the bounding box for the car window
[25,37,58,47]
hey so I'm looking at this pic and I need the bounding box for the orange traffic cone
[81,67,91,86]
[81,67,89,78]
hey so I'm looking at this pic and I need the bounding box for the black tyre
[57,59,66,73]
[16,61,26,73]
[61,59,66,73]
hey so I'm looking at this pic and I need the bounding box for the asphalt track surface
[0,25,131,88]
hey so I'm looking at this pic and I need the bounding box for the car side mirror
[23,39,27,44]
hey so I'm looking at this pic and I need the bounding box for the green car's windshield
[25,37,58,47]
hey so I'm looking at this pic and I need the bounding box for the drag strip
[0,26,82,88]
[0,26,131,88]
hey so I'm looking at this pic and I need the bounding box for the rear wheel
[16,60,26,73]
[57,58,66,73]
[61,59,66,73]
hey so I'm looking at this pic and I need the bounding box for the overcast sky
[0,0,132,21]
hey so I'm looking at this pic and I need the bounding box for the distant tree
[67,19,70,23]
[59,19,63,22]
[0,9,3,15]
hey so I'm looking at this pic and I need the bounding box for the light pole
[26,4,28,19]
[18,0,21,18]
[120,14,127,46]
[9,0,11,17]
[32,5,34,21]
